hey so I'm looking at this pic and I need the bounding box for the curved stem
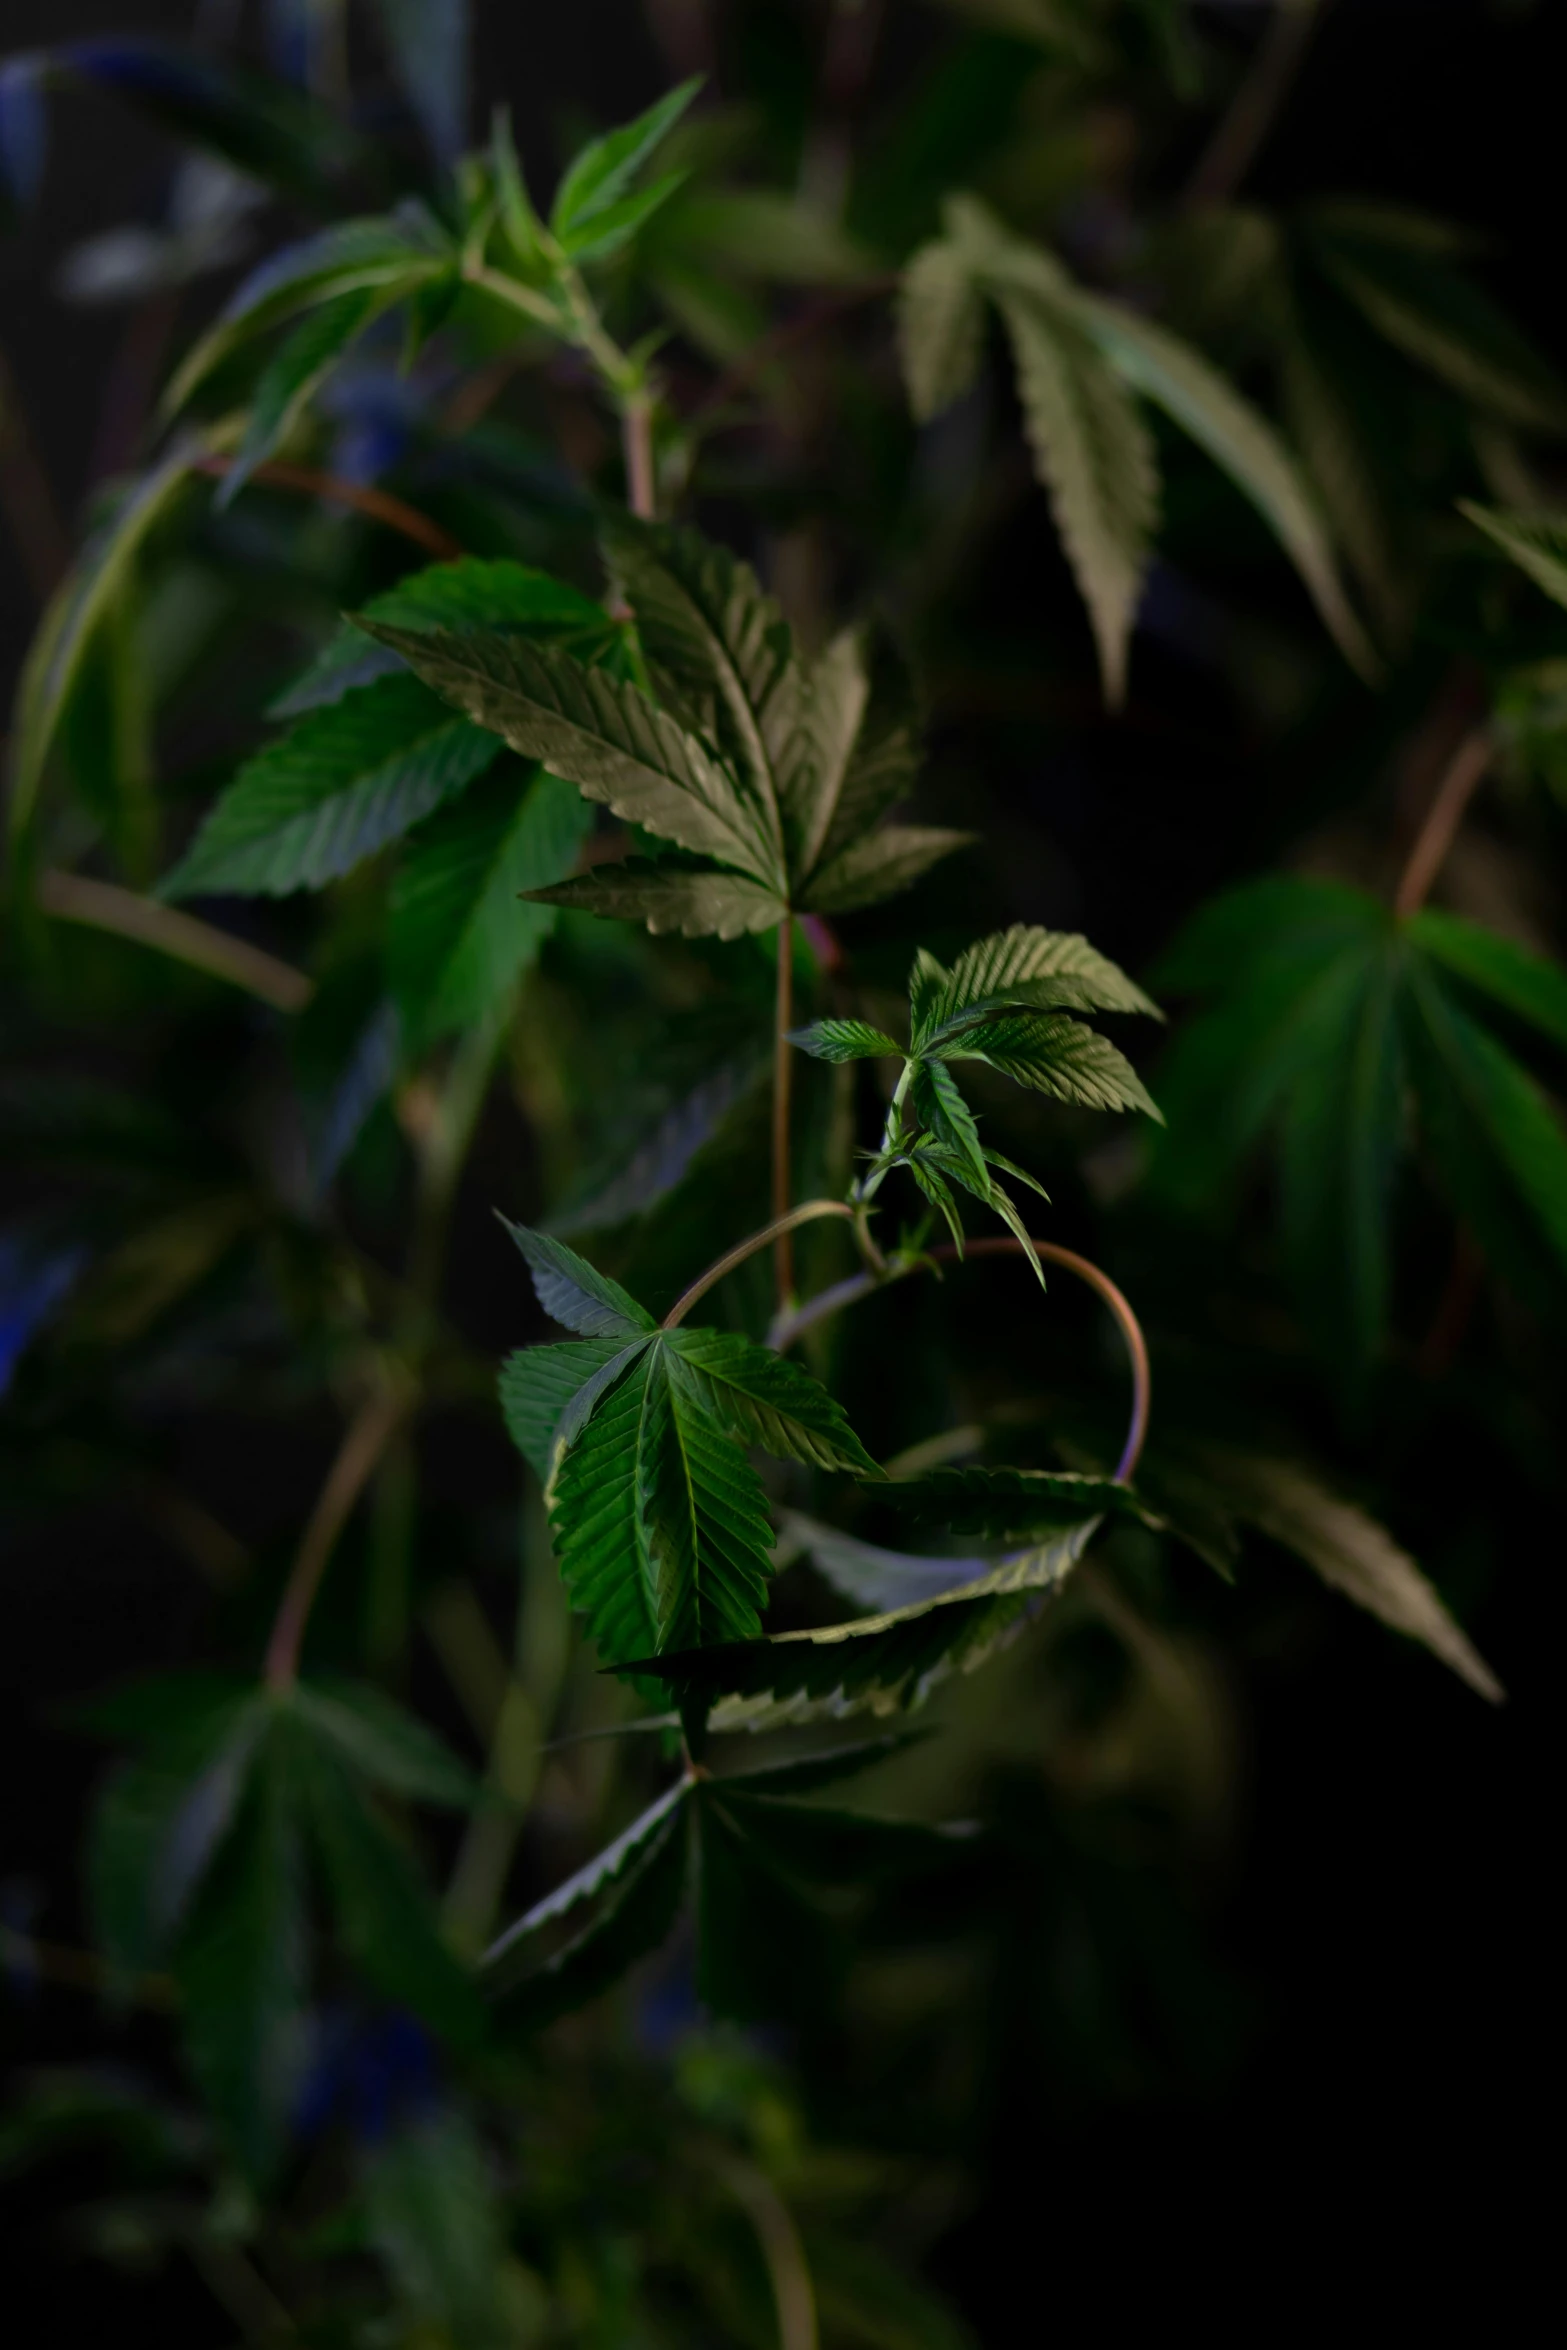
[773,923,795,1307]
[1393,723,1493,917]
[661,1201,857,1331]
[264,1382,409,1692]
[715,2156,819,2350]
[191,456,461,561]
[37,868,313,1012]
[771,1237,1151,1484]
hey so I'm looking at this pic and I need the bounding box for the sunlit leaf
[936,1009,1161,1119]
[1204,1450,1502,1701]
[916,924,1162,1042]
[362,623,781,884]
[900,236,986,422]
[996,286,1158,704]
[524,861,785,940]
[615,1519,1100,1730]
[1077,290,1377,678]
[803,824,973,913]
[787,1018,903,1062]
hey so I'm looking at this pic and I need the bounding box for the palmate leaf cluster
[1152,878,1567,1379]
[901,193,1375,700]
[3,11,1560,2339]
[375,515,970,940]
[794,923,1162,1270]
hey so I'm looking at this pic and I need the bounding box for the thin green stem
[773,923,796,1308]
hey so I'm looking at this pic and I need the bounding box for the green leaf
[878,1466,1148,1541]
[1308,213,1567,432]
[665,1327,881,1473]
[360,623,780,885]
[712,1730,929,1798]
[489,108,545,265]
[303,1736,483,2046]
[523,861,785,940]
[1406,908,1567,1054]
[803,824,973,913]
[162,211,453,415]
[551,77,702,242]
[292,1680,475,1808]
[781,1510,992,1612]
[361,2110,511,2347]
[618,1518,1101,1731]
[1279,945,1405,1376]
[173,1727,309,2183]
[1203,1450,1502,1702]
[1402,959,1567,1291]
[499,1221,655,1337]
[274,557,612,718]
[913,1059,987,1189]
[499,1337,633,1481]
[1075,291,1376,679]
[996,288,1158,704]
[1463,502,1567,612]
[88,1698,265,1980]
[807,675,923,880]
[774,627,871,878]
[220,286,382,504]
[550,1337,779,1660]
[937,1009,1161,1118]
[9,431,213,838]
[559,167,689,262]
[489,1797,688,2027]
[916,924,1162,1043]
[481,1777,689,1995]
[602,514,791,859]
[900,236,987,422]
[787,1018,903,1063]
[903,1147,969,1255]
[161,672,502,899]
[388,765,589,1047]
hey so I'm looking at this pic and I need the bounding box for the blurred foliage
[1,0,1561,2340]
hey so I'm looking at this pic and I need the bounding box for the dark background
[2,3,1551,2336]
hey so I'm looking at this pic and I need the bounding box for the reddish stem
[191,456,462,562]
[1393,724,1493,917]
